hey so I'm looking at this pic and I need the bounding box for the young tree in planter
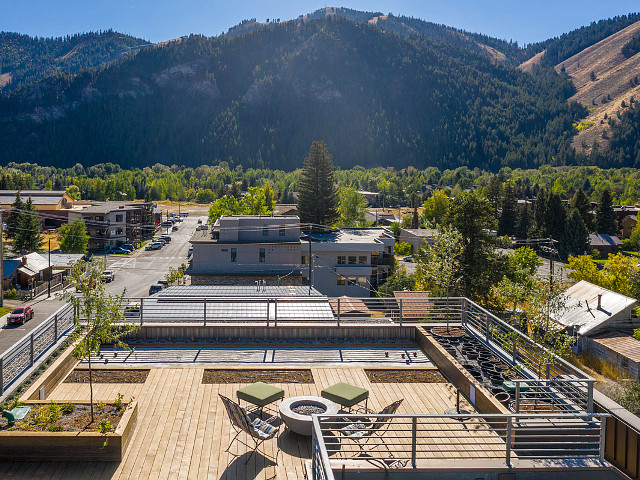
[61,259,139,424]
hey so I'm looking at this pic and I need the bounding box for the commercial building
[0,190,75,228]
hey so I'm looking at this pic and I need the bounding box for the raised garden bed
[202,369,314,384]
[365,369,446,383]
[65,368,150,384]
[0,399,137,461]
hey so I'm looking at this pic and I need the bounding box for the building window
[347,276,357,286]
[302,255,310,265]
[337,276,346,286]
[115,214,123,222]
[337,256,346,265]
[359,256,367,265]
[231,248,237,262]
[263,227,269,236]
[357,276,367,287]
[348,256,357,265]
[259,248,266,262]
[279,228,285,236]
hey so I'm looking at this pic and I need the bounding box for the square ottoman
[321,382,369,412]
[237,382,285,416]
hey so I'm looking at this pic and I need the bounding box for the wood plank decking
[0,366,502,480]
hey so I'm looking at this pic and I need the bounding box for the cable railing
[311,412,608,476]
[0,302,75,394]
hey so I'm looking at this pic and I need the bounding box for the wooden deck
[0,366,499,480]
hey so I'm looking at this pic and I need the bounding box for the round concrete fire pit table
[279,396,339,436]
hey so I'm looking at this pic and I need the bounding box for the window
[302,255,310,265]
[231,248,237,262]
[348,256,357,265]
[357,276,367,287]
[359,256,367,265]
[337,276,346,286]
[347,276,357,286]
[337,256,346,265]
[263,227,269,236]
[115,214,124,222]
[259,248,265,262]
[279,228,285,236]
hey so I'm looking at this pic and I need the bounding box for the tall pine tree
[516,204,531,239]
[6,192,24,241]
[498,183,518,237]
[297,141,339,226]
[570,188,594,232]
[14,197,43,254]
[596,188,618,235]
[563,210,589,258]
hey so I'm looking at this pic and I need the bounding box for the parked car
[158,280,169,288]
[149,284,163,296]
[101,270,115,282]
[107,247,131,255]
[159,236,172,243]
[160,221,173,227]
[172,225,179,231]
[120,244,135,252]
[403,255,416,262]
[7,306,34,325]
[145,242,163,251]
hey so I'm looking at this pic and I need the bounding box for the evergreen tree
[297,141,339,226]
[58,219,89,254]
[570,188,593,232]
[546,192,567,242]
[485,175,503,218]
[596,188,618,235]
[14,197,43,253]
[563,210,589,258]
[5,192,24,241]
[516,204,531,239]
[530,188,549,238]
[498,183,518,237]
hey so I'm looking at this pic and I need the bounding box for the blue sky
[1,0,639,46]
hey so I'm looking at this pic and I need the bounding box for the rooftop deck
[1,365,473,480]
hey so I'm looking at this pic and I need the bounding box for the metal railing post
[515,382,520,413]
[461,298,467,326]
[512,333,517,364]
[140,298,144,326]
[54,313,58,340]
[336,298,340,327]
[411,417,417,468]
[506,416,512,467]
[587,382,594,413]
[266,299,270,325]
[274,299,278,327]
[485,313,490,344]
[30,333,34,365]
[399,298,403,326]
[599,416,607,462]
[203,298,207,326]
[0,356,4,395]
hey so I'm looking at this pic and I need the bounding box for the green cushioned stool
[321,382,369,412]
[237,382,285,416]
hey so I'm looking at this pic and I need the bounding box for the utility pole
[47,236,51,298]
[549,236,554,291]
[308,223,312,295]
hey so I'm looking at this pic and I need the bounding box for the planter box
[0,400,137,461]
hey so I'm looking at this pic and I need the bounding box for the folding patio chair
[219,394,281,465]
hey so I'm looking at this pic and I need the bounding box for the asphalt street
[0,214,205,356]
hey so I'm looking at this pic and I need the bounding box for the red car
[7,306,34,325]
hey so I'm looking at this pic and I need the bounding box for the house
[620,215,637,238]
[0,190,75,228]
[68,201,155,252]
[188,215,302,286]
[14,252,53,289]
[357,190,379,206]
[588,233,622,258]
[552,280,639,338]
[273,204,298,216]
[399,228,436,254]
[581,331,640,380]
[302,227,395,297]
[2,259,20,290]
[328,296,372,318]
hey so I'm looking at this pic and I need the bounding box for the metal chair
[339,399,404,457]
[219,394,281,465]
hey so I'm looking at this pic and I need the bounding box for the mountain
[0,30,150,92]
[0,15,584,171]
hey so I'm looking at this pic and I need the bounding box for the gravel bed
[365,369,446,383]
[0,403,124,432]
[202,369,314,384]
[65,369,149,384]
[291,405,327,416]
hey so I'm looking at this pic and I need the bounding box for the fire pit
[279,396,339,436]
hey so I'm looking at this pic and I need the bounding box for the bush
[393,242,413,256]
[616,381,640,414]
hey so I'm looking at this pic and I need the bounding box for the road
[0,214,204,355]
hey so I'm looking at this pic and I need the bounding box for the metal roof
[588,234,622,247]
[591,331,640,364]
[49,253,85,267]
[552,280,637,335]
[2,260,19,279]
[156,285,324,298]
[0,192,68,206]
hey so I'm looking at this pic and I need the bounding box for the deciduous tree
[58,219,89,254]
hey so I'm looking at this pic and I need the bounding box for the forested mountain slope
[0,30,149,91]
[0,16,582,170]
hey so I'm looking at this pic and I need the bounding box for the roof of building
[2,260,20,279]
[622,215,638,223]
[156,285,324,298]
[76,202,141,215]
[552,280,637,335]
[588,233,622,248]
[400,228,437,238]
[328,296,372,316]
[393,291,431,319]
[591,331,640,364]
[0,190,70,206]
[49,253,85,268]
[306,228,394,245]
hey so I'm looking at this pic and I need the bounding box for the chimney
[597,294,602,310]
[21,256,27,266]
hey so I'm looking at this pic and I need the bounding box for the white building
[189,215,302,285]
[302,228,395,297]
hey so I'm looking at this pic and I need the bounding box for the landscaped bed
[202,368,314,384]
[64,368,150,384]
[365,369,446,383]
